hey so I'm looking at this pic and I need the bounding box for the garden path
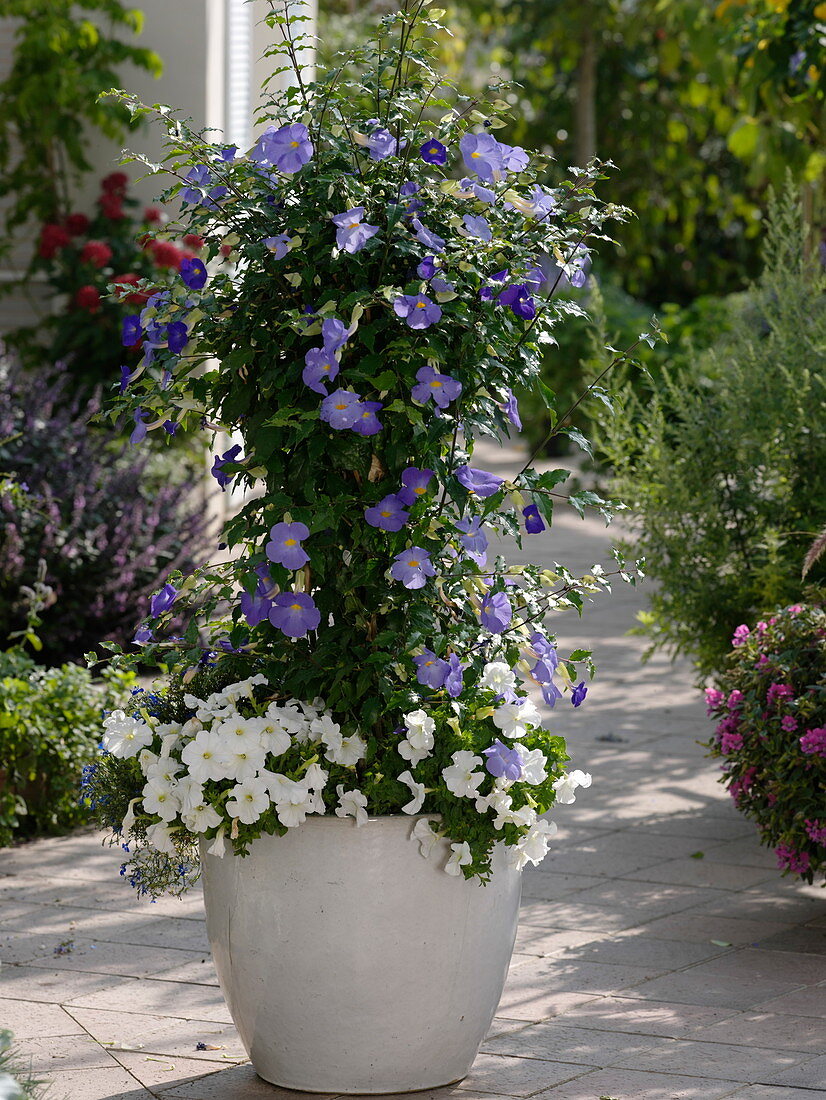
[1,436,824,1100]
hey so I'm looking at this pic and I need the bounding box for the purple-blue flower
[417,255,437,279]
[459,177,496,204]
[571,681,588,707]
[399,181,423,216]
[500,388,522,430]
[119,364,132,394]
[133,625,154,645]
[166,320,189,354]
[150,582,178,617]
[351,400,383,436]
[320,388,362,430]
[498,284,536,320]
[269,592,321,638]
[394,294,442,330]
[250,123,313,174]
[240,589,272,628]
[398,466,434,505]
[527,186,557,220]
[523,504,546,534]
[411,217,445,253]
[211,443,243,491]
[122,315,141,347]
[390,547,436,589]
[479,269,508,300]
[459,132,505,182]
[303,348,340,394]
[368,127,397,161]
[463,214,492,241]
[500,143,529,173]
[445,653,464,698]
[331,207,380,254]
[456,516,488,567]
[263,234,291,259]
[266,521,310,570]
[322,317,349,353]
[420,138,447,165]
[455,465,505,498]
[364,494,409,532]
[180,165,227,208]
[430,277,454,295]
[542,680,564,708]
[480,589,512,633]
[411,365,461,408]
[414,649,449,689]
[483,739,523,781]
[180,257,207,290]
[130,408,148,446]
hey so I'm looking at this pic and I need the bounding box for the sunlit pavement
[1,438,824,1100]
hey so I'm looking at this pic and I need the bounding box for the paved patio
[1,439,824,1100]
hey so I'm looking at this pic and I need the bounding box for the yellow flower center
[284,538,297,546]
[380,510,391,517]
[409,559,420,568]
[290,141,299,148]
[335,402,348,410]
[431,379,442,387]
[416,301,426,308]
[290,603,303,612]
[471,151,480,158]
[414,486,425,494]
[349,221,360,228]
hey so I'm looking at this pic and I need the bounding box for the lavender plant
[87,0,647,893]
[0,355,212,664]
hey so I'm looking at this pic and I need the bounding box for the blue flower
[122,315,141,347]
[420,138,447,165]
[180,257,207,290]
[331,207,380,254]
[571,681,588,707]
[523,504,545,534]
[211,443,243,490]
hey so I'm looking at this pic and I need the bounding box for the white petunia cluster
[107,677,369,856]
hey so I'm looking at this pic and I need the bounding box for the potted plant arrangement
[706,598,826,887]
[82,0,642,1090]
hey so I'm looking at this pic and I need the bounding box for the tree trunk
[574,24,597,166]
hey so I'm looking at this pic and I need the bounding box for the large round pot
[200,815,522,1093]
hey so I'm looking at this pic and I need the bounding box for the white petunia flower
[274,701,312,741]
[491,698,541,739]
[258,716,292,758]
[183,801,223,833]
[325,732,367,768]
[397,770,426,814]
[181,729,233,783]
[274,779,315,827]
[146,821,177,854]
[120,797,141,835]
[335,785,369,826]
[442,750,485,798]
[176,775,205,814]
[102,711,153,758]
[220,674,268,703]
[180,717,202,738]
[145,756,184,785]
[398,709,436,766]
[412,817,440,858]
[508,817,558,869]
[142,776,181,822]
[480,661,517,695]
[311,713,342,747]
[207,827,226,858]
[514,744,548,785]
[304,762,329,790]
[552,769,592,805]
[445,841,473,876]
[137,749,158,776]
[225,775,271,825]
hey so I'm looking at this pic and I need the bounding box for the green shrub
[0,646,130,847]
[596,185,826,676]
[0,1030,45,1100]
[705,598,826,885]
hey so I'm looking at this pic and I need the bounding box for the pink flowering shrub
[705,597,826,885]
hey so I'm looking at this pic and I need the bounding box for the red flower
[101,171,129,196]
[143,206,162,224]
[65,213,90,236]
[99,193,125,220]
[220,243,234,258]
[80,241,113,268]
[112,272,152,306]
[39,223,71,259]
[146,239,184,270]
[74,285,101,312]
[183,233,205,250]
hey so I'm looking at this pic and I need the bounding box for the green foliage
[705,597,826,885]
[0,0,162,252]
[0,645,131,847]
[83,0,645,886]
[0,1030,46,1100]
[597,184,826,677]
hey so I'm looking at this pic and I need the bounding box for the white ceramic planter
[200,815,522,1093]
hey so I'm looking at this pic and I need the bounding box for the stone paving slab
[2,437,825,1100]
